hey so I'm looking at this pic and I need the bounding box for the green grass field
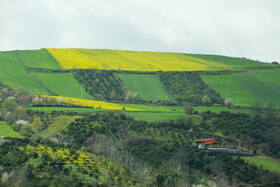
[31,72,93,99]
[119,74,170,101]
[0,121,25,138]
[16,49,62,69]
[187,54,276,69]
[0,51,49,94]
[202,70,280,107]
[241,157,280,174]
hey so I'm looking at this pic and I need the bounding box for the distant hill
[0,48,279,107]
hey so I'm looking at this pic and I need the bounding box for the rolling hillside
[202,69,280,107]
[0,51,49,94]
[31,72,93,99]
[46,48,275,71]
[16,49,62,69]
[0,48,279,108]
[1,48,280,186]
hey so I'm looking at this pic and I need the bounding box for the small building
[194,138,216,149]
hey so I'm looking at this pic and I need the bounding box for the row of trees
[73,70,127,101]
[158,71,224,105]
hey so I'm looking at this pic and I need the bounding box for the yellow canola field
[46,48,229,71]
[41,95,139,111]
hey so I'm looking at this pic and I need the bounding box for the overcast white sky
[0,0,279,62]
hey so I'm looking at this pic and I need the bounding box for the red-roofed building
[194,138,216,149]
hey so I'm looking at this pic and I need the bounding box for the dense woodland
[200,106,280,157]
[158,72,224,105]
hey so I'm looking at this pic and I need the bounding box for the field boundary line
[42,48,64,69]
[15,52,55,95]
[155,73,172,101]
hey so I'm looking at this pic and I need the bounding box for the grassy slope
[31,72,93,99]
[0,121,24,138]
[202,69,280,107]
[119,74,170,101]
[47,48,242,71]
[241,157,280,174]
[41,115,79,137]
[16,49,62,69]
[47,48,277,71]
[0,51,49,94]
[187,54,275,69]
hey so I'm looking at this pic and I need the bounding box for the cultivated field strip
[41,95,140,111]
[46,48,230,71]
[0,51,50,94]
[187,54,274,68]
[31,72,93,99]
[16,49,63,69]
[202,70,280,107]
[119,73,170,101]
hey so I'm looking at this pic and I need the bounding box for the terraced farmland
[119,73,170,101]
[47,48,230,71]
[16,49,62,69]
[31,72,93,99]
[0,51,49,94]
[202,69,280,107]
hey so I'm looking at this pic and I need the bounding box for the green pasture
[0,121,25,138]
[187,54,276,69]
[241,157,280,174]
[202,70,280,107]
[0,51,49,94]
[119,73,170,101]
[31,72,93,99]
[16,49,62,69]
